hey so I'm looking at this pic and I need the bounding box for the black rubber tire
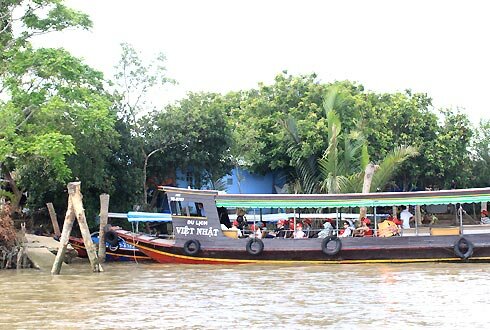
[454,236,474,260]
[321,236,342,256]
[108,244,119,252]
[246,238,264,256]
[183,239,201,256]
[104,230,119,247]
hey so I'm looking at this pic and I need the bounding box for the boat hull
[69,235,152,262]
[115,230,490,265]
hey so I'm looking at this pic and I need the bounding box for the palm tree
[283,87,418,195]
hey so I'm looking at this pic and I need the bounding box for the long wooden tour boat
[114,186,490,264]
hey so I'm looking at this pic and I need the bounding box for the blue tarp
[127,211,172,223]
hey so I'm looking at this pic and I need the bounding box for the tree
[470,119,490,188]
[285,88,418,195]
[112,42,175,208]
[0,1,116,215]
[147,92,234,190]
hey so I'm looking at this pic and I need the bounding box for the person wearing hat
[481,210,490,225]
[274,219,287,238]
[293,223,306,239]
[354,217,373,237]
[317,219,334,238]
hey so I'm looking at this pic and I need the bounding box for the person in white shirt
[481,210,490,224]
[400,206,414,229]
[318,219,334,238]
[293,223,306,239]
[340,222,353,237]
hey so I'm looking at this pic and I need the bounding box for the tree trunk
[143,148,162,208]
[2,167,22,212]
[359,163,379,221]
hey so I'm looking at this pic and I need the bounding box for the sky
[35,0,489,123]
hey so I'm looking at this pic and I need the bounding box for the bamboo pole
[98,194,110,262]
[46,202,61,237]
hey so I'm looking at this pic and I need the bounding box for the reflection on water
[1,262,489,329]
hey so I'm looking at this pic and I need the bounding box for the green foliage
[1,1,116,223]
[112,42,175,207]
[147,92,234,188]
[470,120,490,188]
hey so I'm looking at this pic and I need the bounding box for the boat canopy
[127,211,172,222]
[215,188,490,209]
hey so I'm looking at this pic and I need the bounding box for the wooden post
[98,194,110,262]
[51,182,103,274]
[70,183,102,272]
[16,223,27,269]
[46,202,61,237]
[51,196,76,275]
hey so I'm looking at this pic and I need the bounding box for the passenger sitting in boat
[293,223,306,239]
[339,222,354,237]
[481,210,490,224]
[317,219,334,238]
[248,224,262,238]
[377,219,400,237]
[353,218,373,237]
[231,220,243,237]
[235,208,248,230]
[302,218,313,238]
[388,214,402,227]
[274,219,287,238]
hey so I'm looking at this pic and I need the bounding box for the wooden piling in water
[51,182,103,275]
[46,202,61,237]
[98,194,110,262]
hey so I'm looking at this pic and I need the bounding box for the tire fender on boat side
[321,236,342,256]
[454,236,474,260]
[108,244,119,252]
[104,230,119,247]
[246,238,264,256]
[183,239,201,256]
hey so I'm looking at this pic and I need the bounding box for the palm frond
[371,146,419,192]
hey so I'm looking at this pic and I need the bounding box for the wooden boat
[69,232,152,262]
[114,186,490,264]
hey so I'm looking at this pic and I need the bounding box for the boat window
[170,200,205,217]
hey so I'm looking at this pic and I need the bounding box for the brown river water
[0,262,489,329]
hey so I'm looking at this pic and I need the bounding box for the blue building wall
[174,167,286,194]
[222,168,276,194]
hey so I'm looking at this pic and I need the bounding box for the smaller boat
[69,232,152,262]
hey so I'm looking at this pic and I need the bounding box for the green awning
[215,188,490,208]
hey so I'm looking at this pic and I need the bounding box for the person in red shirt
[354,217,373,237]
